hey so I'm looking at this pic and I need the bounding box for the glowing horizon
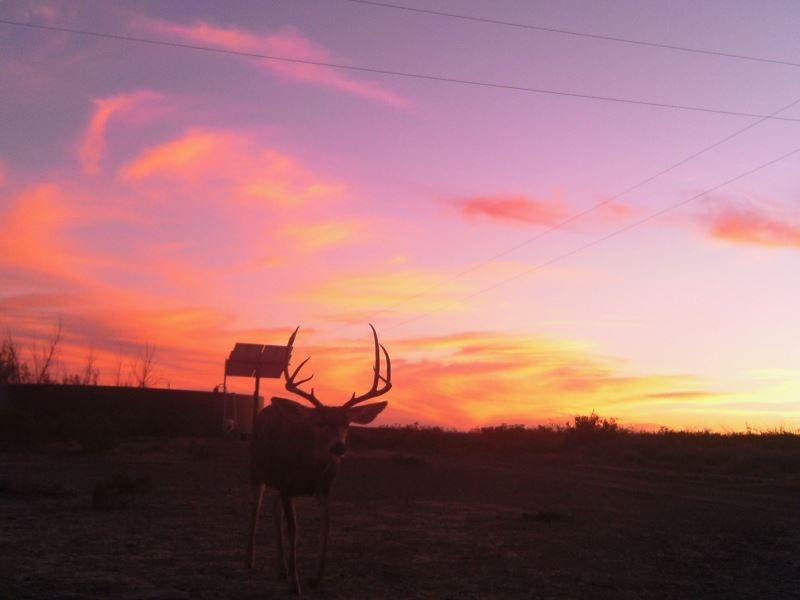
[2,1,800,431]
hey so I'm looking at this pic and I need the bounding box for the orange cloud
[0,286,726,429]
[0,183,197,304]
[280,219,366,254]
[120,128,234,182]
[0,295,236,389]
[248,329,718,428]
[386,331,717,427]
[298,267,466,320]
[0,184,89,285]
[79,91,162,174]
[136,19,407,107]
[698,199,800,249]
[119,129,343,205]
[454,194,569,225]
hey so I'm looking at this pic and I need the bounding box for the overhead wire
[343,0,800,70]
[3,14,798,336]
[383,142,800,332]
[2,17,800,123]
[348,94,800,325]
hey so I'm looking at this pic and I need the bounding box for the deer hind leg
[246,483,265,569]
[272,493,287,580]
[309,494,330,590]
[281,493,302,595]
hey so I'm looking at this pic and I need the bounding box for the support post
[252,366,261,436]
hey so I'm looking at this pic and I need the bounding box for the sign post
[223,342,290,435]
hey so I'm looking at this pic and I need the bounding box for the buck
[246,325,392,595]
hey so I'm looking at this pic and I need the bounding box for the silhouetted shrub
[565,412,622,447]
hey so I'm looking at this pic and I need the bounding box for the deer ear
[271,397,313,423]
[347,401,388,425]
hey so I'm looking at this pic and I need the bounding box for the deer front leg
[246,483,265,569]
[273,493,287,580]
[309,494,329,589]
[281,493,301,595]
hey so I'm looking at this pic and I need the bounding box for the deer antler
[344,324,392,408]
[284,326,323,407]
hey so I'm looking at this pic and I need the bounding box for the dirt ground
[1,437,798,599]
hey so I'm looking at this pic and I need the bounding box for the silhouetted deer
[247,325,392,595]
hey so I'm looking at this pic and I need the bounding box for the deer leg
[309,494,329,589]
[273,493,287,579]
[281,493,301,595]
[246,483,265,569]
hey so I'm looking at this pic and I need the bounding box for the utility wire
[3,17,800,123]
[343,0,800,70]
[346,94,800,325]
[384,142,800,332]
[4,16,798,334]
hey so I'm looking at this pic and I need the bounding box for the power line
[346,94,800,325]
[384,142,800,332]
[4,15,798,335]
[3,17,800,123]
[343,0,800,70]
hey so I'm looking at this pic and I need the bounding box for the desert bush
[564,412,623,447]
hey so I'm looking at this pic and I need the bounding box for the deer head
[272,324,392,461]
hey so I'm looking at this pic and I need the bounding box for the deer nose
[330,442,347,457]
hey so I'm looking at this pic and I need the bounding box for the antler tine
[369,323,381,390]
[283,326,323,407]
[344,324,392,408]
[378,343,391,384]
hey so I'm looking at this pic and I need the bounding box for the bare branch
[0,332,30,384]
[82,346,100,385]
[131,343,159,388]
[33,318,62,384]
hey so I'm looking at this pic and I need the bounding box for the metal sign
[223,340,291,437]
[225,343,290,379]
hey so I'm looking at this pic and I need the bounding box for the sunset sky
[2,0,799,430]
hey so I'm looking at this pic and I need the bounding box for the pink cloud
[31,2,58,23]
[0,160,6,186]
[595,198,634,220]
[79,91,163,174]
[452,192,637,228]
[454,194,569,226]
[135,19,408,107]
[698,199,800,249]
